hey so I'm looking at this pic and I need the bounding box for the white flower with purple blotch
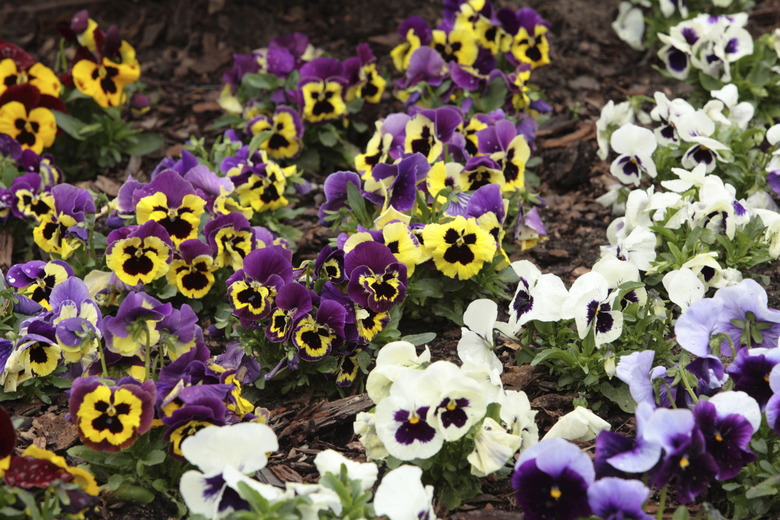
[692,176,748,239]
[373,465,436,520]
[609,124,657,186]
[418,361,488,442]
[650,92,695,146]
[498,389,539,447]
[179,422,280,519]
[565,272,623,346]
[602,223,657,271]
[374,370,443,461]
[662,268,705,311]
[504,260,569,335]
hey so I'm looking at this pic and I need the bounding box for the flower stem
[656,485,668,520]
[98,340,109,378]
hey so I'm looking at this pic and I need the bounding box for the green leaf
[672,505,691,520]
[241,72,284,91]
[346,180,371,228]
[53,111,88,141]
[318,127,339,147]
[123,132,163,156]
[140,449,166,466]
[401,332,437,345]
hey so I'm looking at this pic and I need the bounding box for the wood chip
[0,230,13,271]
[539,123,596,149]
[269,464,303,484]
[31,413,79,451]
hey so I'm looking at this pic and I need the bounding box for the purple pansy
[345,241,407,313]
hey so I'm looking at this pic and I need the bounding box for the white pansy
[609,124,658,186]
[612,2,645,51]
[373,465,436,520]
[650,92,695,146]
[596,100,635,160]
[467,417,522,477]
[662,268,705,311]
[707,391,761,434]
[498,389,539,447]
[354,411,389,462]
[285,482,342,520]
[457,299,502,377]
[366,341,430,403]
[505,260,569,333]
[542,406,611,442]
[565,271,624,346]
[313,450,377,492]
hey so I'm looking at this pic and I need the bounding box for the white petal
[707,391,761,434]
[313,450,378,492]
[181,422,278,475]
[374,466,436,520]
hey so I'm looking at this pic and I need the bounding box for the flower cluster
[178,421,436,520]
[0,43,63,154]
[391,1,552,116]
[226,239,407,388]
[218,32,385,169]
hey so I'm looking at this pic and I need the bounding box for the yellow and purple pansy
[68,376,156,452]
[422,215,497,279]
[0,84,63,154]
[134,170,207,246]
[246,106,303,160]
[168,239,218,299]
[297,57,348,124]
[105,220,173,286]
[226,248,294,325]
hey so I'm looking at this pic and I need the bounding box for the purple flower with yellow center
[512,438,595,520]
[505,7,551,69]
[157,303,205,361]
[6,259,73,311]
[345,241,407,314]
[314,246,346,283]
[355,305,390,344]
[134,170,206,246]
[246,106,303,160]
[162,396,226,459]
[33,184,95,259]
[227,248,293,323]
[422,215,497,279]
[477,119,531,192]
[69,376,156,452]
[292,300,346,362]
[205,212,257,271]
[10,173,54,220]
[297,57,347,124]
[168,239,218,299]
[231,160,294,213]
[643,408,717,503]
[391,17,432,71]
[12,319,61,379]
[106,220,173,286]
[693,394,757,481]
[334,354,361,387]
[404,107,462,163]
[48,276,102,366]
[0,84,62,154]
[363,153,429,212]
[102,291,172,358]
[266,283,312,343]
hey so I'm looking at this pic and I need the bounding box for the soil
[2,0,780,518]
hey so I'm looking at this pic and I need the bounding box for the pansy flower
[476,120,531,192]
[373,465,436,520]
[11,320,61,379]
[106,220,173,286]
[205,213,257,271]
[246,106,303,160]
[344,43,386,104]
[564,271,623,347]
[345,241,408,314]
[72,50,140,108]
[69,376,156,452]
[508,8,551,69]
[0,84,62,154]
[168,239,218,299]
[587,478,653,520]
[33,184,95,259]
[102,291,172,358]
[419,361,488,441]
[226,248,293,323]
[391,17,432,71]
[375,370,443,461]
[266,283,312,343]
[609,124,657,186]
[505,260,568,335]
[6,259,73,311]
[292,300,346,362]
[432,28,478,66]
[458,155,504,191]
[422,215,496,279]
[10,172,54,221]
[0,59,61,98]
[298,57,347,124]
[134,170,206,246]
[512,438,594,520]
[48,277,102,366]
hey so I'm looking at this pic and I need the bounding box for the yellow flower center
[409,413,420,425]
[679,456,690,468]
[446,400,457,411]
[550,486,562,500]
[715,432,723,442]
